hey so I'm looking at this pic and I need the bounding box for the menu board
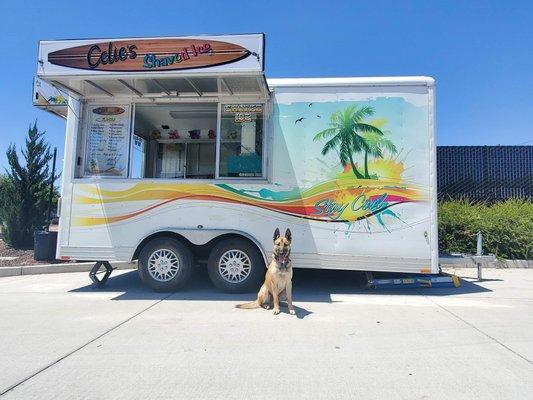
[223,104,263,123]
[84,104,131,177]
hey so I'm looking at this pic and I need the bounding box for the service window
[78,101,266,180]
[219,104,264,178]
[133,103,217,179]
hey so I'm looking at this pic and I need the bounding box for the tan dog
[236,228,295,315]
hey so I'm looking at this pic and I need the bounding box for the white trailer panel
[56,77,437,274]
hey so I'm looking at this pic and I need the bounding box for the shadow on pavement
[69,266,492,303]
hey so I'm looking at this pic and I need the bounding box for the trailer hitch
[89,261,115,287]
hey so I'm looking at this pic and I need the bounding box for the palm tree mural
[313,105,386,179]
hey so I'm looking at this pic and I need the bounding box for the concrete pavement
[0,267,532,399]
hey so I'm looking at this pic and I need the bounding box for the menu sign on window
[223,104,263,123]
[84,104,131,177]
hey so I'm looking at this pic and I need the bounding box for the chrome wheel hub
[218,250,251,283]
[147,249,180,282]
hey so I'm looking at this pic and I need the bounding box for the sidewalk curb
[439,257,532,269]
[0,261,137,278]
[1,257,530,279]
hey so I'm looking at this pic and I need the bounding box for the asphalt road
[0,267,532,399]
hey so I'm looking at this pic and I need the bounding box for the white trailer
[36,34,437,292]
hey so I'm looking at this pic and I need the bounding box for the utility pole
[47,147,57,223]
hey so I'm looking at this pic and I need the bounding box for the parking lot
[0,267,532,399]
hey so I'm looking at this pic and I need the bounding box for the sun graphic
[337,158,404,182]
[367,158,405,182]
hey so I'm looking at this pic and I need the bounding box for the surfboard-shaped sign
[47,38,252,72]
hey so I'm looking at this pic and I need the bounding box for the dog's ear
[273,228,280,242]
[285,228,292,242]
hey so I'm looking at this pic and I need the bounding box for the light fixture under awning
[169,103,217,119]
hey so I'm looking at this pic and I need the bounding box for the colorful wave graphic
[72,178,426,228]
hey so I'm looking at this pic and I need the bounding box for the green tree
[361,130,398,178]
[0,175,10,228]
[313,105,385,179]
[1,122,57,248]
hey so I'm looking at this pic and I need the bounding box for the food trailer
[36,34,437,292]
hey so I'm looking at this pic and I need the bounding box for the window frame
[73,97,270,183]
[215,101,268,180]
[80,102,134,179]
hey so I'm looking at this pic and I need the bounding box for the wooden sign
[48,39,251,72]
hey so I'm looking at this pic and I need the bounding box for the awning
[33,77,68,119]
[45,74,270,100]
[35,34,270,111]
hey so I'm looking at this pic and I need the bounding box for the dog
[236,228,295,315]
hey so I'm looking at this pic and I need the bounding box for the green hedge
[438,199,533,260]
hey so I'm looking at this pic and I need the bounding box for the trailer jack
[89,261,115,287]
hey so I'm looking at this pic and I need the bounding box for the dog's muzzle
[275,252,290,269]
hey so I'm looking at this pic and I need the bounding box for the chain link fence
[437,146,533,202]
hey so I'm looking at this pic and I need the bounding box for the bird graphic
[308,103,313,107]
[317,115,321,118]
[295,117,306,124]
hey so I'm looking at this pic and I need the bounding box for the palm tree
[313,105,385,179]
[361,130,398,178]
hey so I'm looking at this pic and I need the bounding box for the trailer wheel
[138,238,193,292]
[207,238,265,293]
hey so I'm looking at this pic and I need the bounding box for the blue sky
[0,0,531,172]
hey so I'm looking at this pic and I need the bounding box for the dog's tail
[235,301,260,309]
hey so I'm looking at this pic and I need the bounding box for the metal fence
[437,146,533,202]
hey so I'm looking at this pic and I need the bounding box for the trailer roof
[266,76,435,87]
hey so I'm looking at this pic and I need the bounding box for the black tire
[138,237,193,292]
[207,238,265,293]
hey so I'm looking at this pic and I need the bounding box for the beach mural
[73,97,429,233]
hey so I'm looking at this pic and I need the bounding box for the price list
[84,105,131,177]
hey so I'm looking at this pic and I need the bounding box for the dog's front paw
[273,308,280,315]
[289,309,296,315]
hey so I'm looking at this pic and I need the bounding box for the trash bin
[34,230,58,261]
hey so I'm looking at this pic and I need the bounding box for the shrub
[438,199,533,260]
[1,122,57,248]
